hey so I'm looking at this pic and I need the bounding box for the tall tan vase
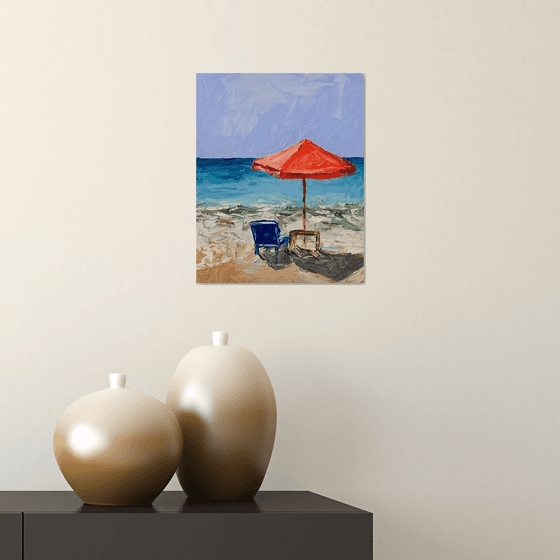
[166,332,277,500]
[53,373,183,506]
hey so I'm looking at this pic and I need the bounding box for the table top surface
[0,491,370,515]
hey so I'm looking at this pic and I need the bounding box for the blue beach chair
[249,220,291,264]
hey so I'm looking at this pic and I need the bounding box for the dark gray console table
[0,491,372,559]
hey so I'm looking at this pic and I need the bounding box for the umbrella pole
[302,178,306,230]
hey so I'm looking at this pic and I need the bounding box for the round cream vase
[53,373,183,506]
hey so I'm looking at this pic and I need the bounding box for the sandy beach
[196,202,364,284]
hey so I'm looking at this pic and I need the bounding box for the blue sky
[197,73,364,158]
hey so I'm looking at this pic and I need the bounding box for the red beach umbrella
[252,139,357,230]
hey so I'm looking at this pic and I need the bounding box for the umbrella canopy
[252,139,356,229]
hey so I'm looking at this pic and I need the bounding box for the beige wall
[1,1,559,558]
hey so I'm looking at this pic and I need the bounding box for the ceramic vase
[166,332,277,500]
[53,373,183,506]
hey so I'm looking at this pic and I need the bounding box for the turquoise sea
[197,158,364,207]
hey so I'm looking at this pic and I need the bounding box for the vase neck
[212,332,229,346]
[109,373,126,388]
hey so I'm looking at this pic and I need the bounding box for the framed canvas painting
[196,73,364,284]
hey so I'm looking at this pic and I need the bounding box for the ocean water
[197,157,365,273]
[197,158,364,207]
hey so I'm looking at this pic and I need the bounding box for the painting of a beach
[196,73,364,284]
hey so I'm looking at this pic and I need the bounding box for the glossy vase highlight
[166,332,277,500]
[53,373,183,506]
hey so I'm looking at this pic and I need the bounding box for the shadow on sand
[258,247,364,282]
